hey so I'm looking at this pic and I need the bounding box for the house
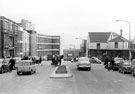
[87,31,129,59]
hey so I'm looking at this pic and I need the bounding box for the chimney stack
[120,29,123,36]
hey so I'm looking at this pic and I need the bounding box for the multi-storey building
[21,19,37,56]
[0,16,19,58]
[37,34,60,57]
[17,26,29,57]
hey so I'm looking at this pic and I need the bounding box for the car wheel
[122,70,125,74]
[89,68,91,71]
[17,72,20,75]
[118,69,121,72]
[132,71,135,76]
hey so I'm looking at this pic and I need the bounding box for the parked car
[90,57,102,64]
[13,57,21,69]
[17,60,36,75]
[131,59,135,76]
[41,56,47,61]
[0,59,10,73]
[118,60,132,74]
[77,57,91,71]
[113,57,123,71]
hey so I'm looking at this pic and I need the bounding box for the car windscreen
[79,58,89,62]
[18,62,30,66]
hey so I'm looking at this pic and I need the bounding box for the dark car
[118,60,132,74]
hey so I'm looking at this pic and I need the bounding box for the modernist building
[17,26,29,57]
[0,16,19,58]
[37,34,60,57]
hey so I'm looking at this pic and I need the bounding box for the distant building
[37,34,60,58]
[20,19,37,56]
[17,26,29,57]
[0,16,19,58]
[63,49,80,61]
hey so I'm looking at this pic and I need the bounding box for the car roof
[19,60,32,63]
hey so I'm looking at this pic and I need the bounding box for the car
[13,57,21,69]
[0,59,10,73]
[118,60,132,74]
[131,59,135,76]
[113,57,123,71]
[17,60,36,75]
[90,57,102,64]
[77,57,91,71]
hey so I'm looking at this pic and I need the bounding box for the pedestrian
[51,55,55,66]
[9,57,15,72]
[39,56,42,66]
[104,56,110,69]
[59,55,64,65]
[110,57,115,71]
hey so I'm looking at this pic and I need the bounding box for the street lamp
[116,20,131,61]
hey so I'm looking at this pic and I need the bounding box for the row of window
[37,37,60,43]
[96,42,128,49]
[3,21,18,32]
[37,44,60,50]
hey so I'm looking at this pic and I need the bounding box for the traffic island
[50,65,72,78]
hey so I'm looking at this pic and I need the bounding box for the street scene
[1,0,135,94]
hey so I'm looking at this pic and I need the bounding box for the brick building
[0,16,19,58]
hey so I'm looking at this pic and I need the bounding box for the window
[115,42,118,48]
[97,43,100,49]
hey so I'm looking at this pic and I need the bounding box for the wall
[108,42,129,49]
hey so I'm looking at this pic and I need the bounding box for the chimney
[120,29,123,36]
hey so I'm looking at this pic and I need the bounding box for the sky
[1,0,135,50]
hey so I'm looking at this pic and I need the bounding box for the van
[17,60,36,75]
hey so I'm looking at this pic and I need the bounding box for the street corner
[50,66,73,78]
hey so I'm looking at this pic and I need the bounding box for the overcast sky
[1,0,135,49]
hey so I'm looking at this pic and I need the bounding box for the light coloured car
[17,60,36,75]
[77,57,91,71]
[0,59,10,73]
[91,57,102,64]
[118,60,132,74]
[13,57,21,69]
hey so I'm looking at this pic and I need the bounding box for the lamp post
[116,20,131,61]
[76,38,87,57]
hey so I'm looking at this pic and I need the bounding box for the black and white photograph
[1,0,135,94]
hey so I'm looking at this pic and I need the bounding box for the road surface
[0,61,135,94]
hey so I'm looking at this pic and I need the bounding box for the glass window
[97,43,100,49]
[115,42,118,48]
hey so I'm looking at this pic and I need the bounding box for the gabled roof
[109,36,129,42]
[88,32,111,43]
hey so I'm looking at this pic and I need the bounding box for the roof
[88,32,111,43]
[109,36,129,42]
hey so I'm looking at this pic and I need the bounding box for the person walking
[9,57,15,72]
[39,56,42,66]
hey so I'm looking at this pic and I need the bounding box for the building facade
[0,16,19,58]
[21,19,37,56]
[17,26,29,57]
[37,34,60,57]
[87,31,129,59]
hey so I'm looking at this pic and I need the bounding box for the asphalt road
[0,61,135,94]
